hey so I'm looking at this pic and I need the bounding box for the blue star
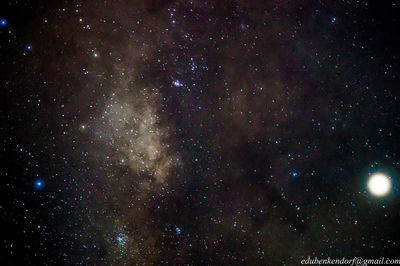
[116,234,126,246]
[290,171,299,178]
[34,179,44,189]
[26,44,32,51]
[172,80,183,87]
[0,18,7,27]
[175,227,181,234]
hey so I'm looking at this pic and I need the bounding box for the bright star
[172,80,183,87]
[290,171,299,178]
[116,234,126,246]
[0,18,7,27]
[367,173,391,197]
[35,179,44,189]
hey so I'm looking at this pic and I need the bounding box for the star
[172,80,183,87]
[367,173,392,197]
[0,18,7,27]
[34,179,44,189]
[290,171,299,178]
[116,234,127,246]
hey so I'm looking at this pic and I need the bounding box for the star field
[1,0,400,264]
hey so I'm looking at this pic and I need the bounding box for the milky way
[2,1,400,264]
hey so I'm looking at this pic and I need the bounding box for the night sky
[1,1,400,265]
